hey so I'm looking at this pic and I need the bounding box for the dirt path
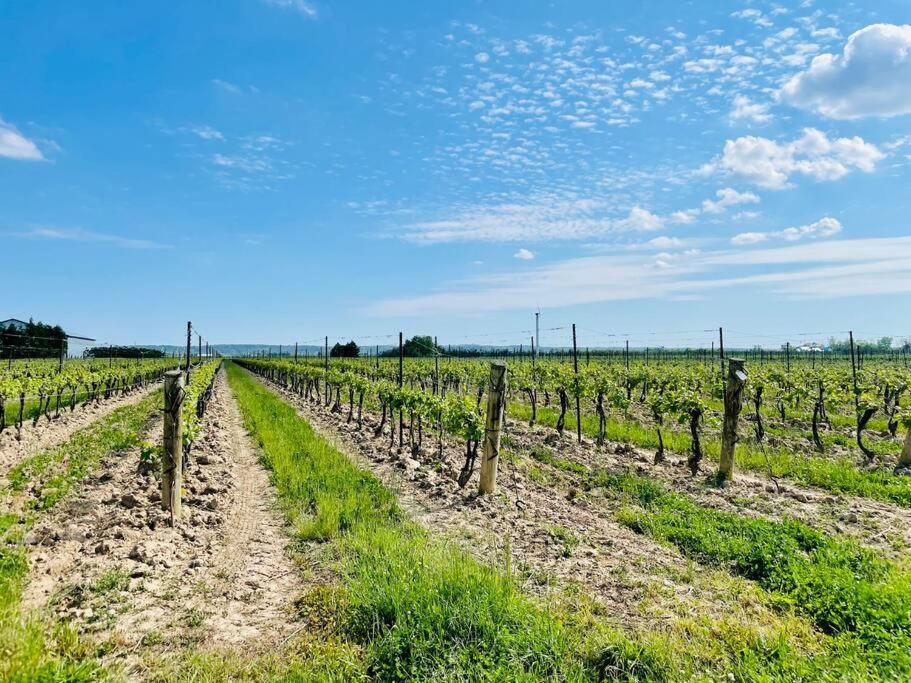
[22,370,302,678]
[253,371,794,637]
[0,383,158,483]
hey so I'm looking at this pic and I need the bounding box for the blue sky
[3,0,911,350]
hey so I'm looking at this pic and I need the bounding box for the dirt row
[21,370,303,678]
[0,383,159,483]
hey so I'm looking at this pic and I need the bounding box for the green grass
[510,402,911,507]
[0,392,158,682]
[604,471,911,679]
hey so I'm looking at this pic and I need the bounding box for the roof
[1,318,28,326]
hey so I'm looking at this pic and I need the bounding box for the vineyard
[3,337,911,681]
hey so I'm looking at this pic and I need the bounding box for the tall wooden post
[185,321,192,382]
[162,371,184,525]
[572,324,582,444]
[718,327,725,381]
[398,332,404,445]
[718,358,746,484]
[849,330,860,422]
[479,362,507,494]
[324,336,329,405]
[294,342,298,363]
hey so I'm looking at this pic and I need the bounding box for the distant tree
[330,341,360,358]
[381,335,443,357]
[84,346,165,359]
[827,335,894,354]
[1,318,67,359]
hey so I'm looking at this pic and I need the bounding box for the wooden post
[479,362,507,495]
[849,331,859,422]
[324,336,329,405]
[898,427,911,469]
[185,321,192,382]
[718,327,725,381]
[718,358,746,484]
[294,342,298,363]
[572,324,582,444]
[398,331,404,445]
[162,370,184,525]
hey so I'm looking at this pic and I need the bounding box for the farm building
[1,318,28,331]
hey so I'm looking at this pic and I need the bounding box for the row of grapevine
[0,358,183,431]
[239,352,911,471]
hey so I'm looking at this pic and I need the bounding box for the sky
[3,0,911,351]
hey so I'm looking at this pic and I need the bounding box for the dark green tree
[330,341,360,358]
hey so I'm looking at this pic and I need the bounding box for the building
[1,318,28,331]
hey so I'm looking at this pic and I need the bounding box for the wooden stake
[398,331,404,446]
[898,428,911,469]
[185,321,192,382]
[572,324,582,444]
[479,362,507,495]
[162,370,184,525]
[718,358,746,484]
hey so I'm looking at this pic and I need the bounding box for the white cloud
[731,9,773,28]
[212,79,242,94]
[398,200,666,244]
[0,119,44,161]
[731,216,842,245]
[617,206,663,231]
[262,0,317,18]
[474,52,490,63]
[185,125,224,141]
[644,236,683,249]
[731,231,769,245]
[368,236,911,316]
[729,95,771,124]
[701,188,760,214]
[710,128,883,189]
[513,248,535,260]
[12,226,170,250]
[781,24,911,119]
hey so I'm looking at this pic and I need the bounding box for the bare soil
[22,370,303,678]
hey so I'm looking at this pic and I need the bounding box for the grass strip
[1,391,159,682]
